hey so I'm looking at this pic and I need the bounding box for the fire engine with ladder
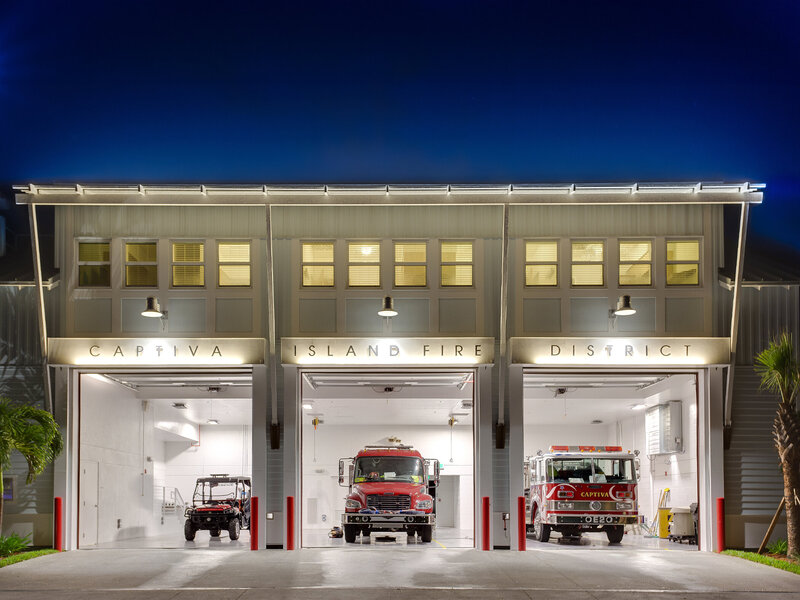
[524,445,640,544]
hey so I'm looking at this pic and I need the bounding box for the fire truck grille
[366,494,411,511]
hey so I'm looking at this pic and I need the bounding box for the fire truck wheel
[344,524,358,543]
[184,520,196,541]
[420,525,433,543]
[606,526,624,544]
[532,507,551,542]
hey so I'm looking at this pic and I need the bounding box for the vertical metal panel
[724,368,784,515]
[734,287,800,364]
[0,287,43,365]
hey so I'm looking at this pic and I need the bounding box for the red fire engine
[524,445,640,544]
[339,445,439,543]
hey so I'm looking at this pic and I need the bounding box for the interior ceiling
[523,373,696,426]
[301,371,474,426]
[85,370,252,427]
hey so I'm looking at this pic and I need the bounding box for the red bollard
[716,497,725,552]
[250,496,259,551]
[53,497,63,551]
[286,496,295,550]
[518,496,526,551]
[481,496,491,551]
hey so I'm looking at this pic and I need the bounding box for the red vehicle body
[525,446,640,544]
[339,445,439,543]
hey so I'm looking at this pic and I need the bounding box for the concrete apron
[1,547,799,600]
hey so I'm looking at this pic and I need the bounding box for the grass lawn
[0,549,59,568]
[723,550,800,575]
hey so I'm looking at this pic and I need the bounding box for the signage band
[281,338,494,365]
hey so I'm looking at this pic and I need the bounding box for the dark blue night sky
[0,0,798,247]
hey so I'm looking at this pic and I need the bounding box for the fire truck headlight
[616,502,633,510]
[557,502,574,510]
[416,499,433,510]
[345,499,361,509]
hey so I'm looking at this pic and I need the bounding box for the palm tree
[0,398,64,530]
[755,332,800,558]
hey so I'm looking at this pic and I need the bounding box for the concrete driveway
[0,545,798,599]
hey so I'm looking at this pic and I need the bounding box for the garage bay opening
[523,372,699,550]
[77,370,253,549]
[300,370,475,548]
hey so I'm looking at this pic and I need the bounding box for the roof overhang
[14,182,764,206]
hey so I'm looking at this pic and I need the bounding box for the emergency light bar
[548,445,624,453]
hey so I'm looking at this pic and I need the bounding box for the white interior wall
[163,425,252,505]
[301,424,474,532]
[523,424,611,457]
[613,378,698,525]
[80,376,165,544]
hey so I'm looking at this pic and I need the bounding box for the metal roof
[720,237,800,287]
[15,182,764,206]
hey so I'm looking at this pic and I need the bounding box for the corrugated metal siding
[724,368,785,515]
[725,286,800,365]
[509,204,705,237]
[67,206,268,238]
[272,205,503,239]
[0,287,41,365]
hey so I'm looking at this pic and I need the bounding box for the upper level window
[666,240,700,285]
[441,241,473,286]
[218,241,251,287]
[618,240,652,286]
[571,241,604,286]
[302,242,334,287]
[525,240,558,286]
[78,241,110,287]
[172,242,205,287]
[348,242,380,287]
[125,242,158,287]
[394,242,427,287]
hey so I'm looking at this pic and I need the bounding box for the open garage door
[77,370,253,550]
[300,370,475,548]
[523,372,699,551]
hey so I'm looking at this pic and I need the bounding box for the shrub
[0,533,31,557]
[767,538,789,555]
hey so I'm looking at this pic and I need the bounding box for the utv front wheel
[228,518,241,540]
[184,520,196,541]
[344,524,358,543]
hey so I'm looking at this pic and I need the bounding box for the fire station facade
[6,181,776,552]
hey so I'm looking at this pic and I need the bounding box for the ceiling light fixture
[302,403,313,410]
[631,404,647,410]
[206,419,219,425]
[378,295,398,317]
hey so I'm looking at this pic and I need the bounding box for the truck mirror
[338,458,345,486]
[635,457,641,482]
[425,459,440,486]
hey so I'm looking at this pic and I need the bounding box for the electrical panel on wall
[645,401,683,455]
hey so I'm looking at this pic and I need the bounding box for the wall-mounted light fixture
[378,296,398,317]
[141,296,167,319]
[610,294,636,317]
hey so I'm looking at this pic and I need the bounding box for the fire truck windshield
[354,456,425,483]
[547,457,635,484]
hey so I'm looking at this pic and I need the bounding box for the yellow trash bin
[658,507,672,538]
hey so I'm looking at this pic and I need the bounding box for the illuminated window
[348,242,380,287]
[124,242,158,287]
[666,240,700,285]
[525,240,558,286]
[78,241,110,287]
[218,241,251,287]
[172,242,205,287]
[302,242,335,287]
[394,242,427,287]
[441,241,473,286]
[571,241,604,286]
[618,240,652,286]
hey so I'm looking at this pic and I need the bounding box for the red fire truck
[524,445,640,544]
[339,445,439,543]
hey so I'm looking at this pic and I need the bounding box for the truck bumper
[547,514,639,526]
[343,513,435,527]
